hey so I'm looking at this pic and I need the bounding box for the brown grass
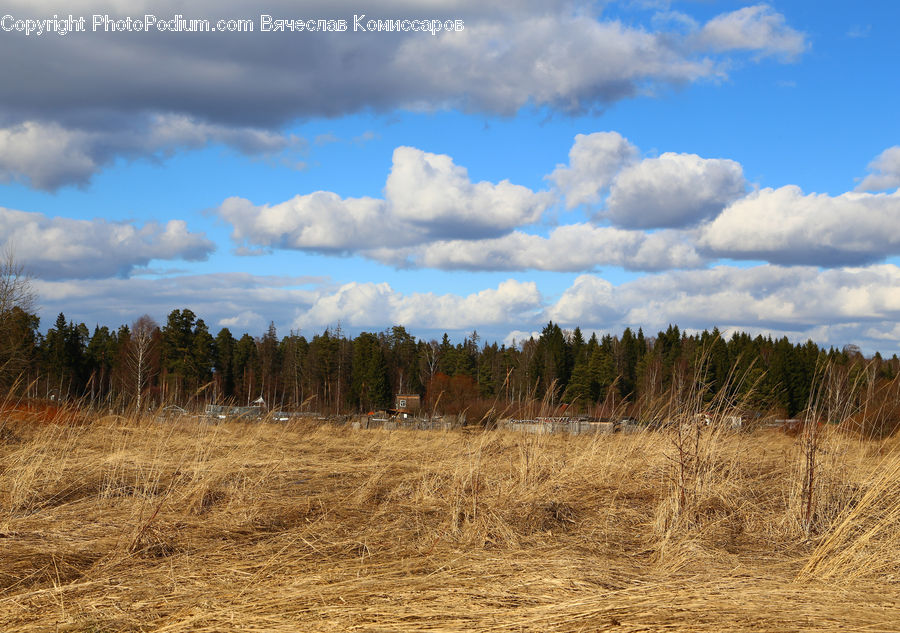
[2,411,900,632]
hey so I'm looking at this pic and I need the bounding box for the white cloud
[400,224,705,272]
[218,311,266,330]
[385,146,552,238]
[621,265,900,333]
[298,282,396,328]
[33,273,324,334]
[693,4,807,60]
[698,186,900,266]
[503,330,541,348]
[219,194,393,254]
[221,136,900,274]
[34,272,545,340]
[220,146,552,252]
[29,264,900,356]
[857,146,900,192]
[549,132,638,209]
[544,264,900,353]
[0,207,214,279]
[606,152,746,228]
[0,116,298,190]
[547,275,621,324]
[295,279,542,331]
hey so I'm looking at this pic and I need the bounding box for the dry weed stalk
[793,359,870,537]
[798,440,900,582]
[652,346,757,539]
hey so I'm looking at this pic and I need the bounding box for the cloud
[857,146,900,192]
[219,194,393,254]
[606,152,746,228]
[392,13,716,115]
[698,186,900,266]
[544,264,900,353]
[30,264,900,355]
[398,225,705,272]
[0,207,215,279]
[219,146,552,252]
[0,1,806,188]
[692,4,807,60]
[294,278,542,330]
[220,136,900,273]
[549,134,746,228]
[547,275,621,324]
[298,282,396,328]
[622,265,900,334]
[503,329,541,347]
[33,272,324,333]
[385,147,552,239]
[0,116,299,190]
[218,310,266,330]
[549,132,638,209]
[33,272,544,340]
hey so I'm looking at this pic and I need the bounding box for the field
[2,409,900,632]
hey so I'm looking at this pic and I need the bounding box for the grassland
[2,408,900,632]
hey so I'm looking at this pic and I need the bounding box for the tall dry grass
[1,403,900,631]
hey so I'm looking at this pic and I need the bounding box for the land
[2,408,900,632]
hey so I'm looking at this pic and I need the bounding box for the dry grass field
[2,408,900,632]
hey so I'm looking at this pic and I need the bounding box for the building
[394,393,421,418]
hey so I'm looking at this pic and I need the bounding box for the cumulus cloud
[295,279,542,330]
[0,207,215,279]
[548,134,746,227]
[698,186,900,266]
[547,275,621,324]
[0,116,298,190]
[857,146,900,192]
[398,225,705,272]
[503,330,542,347]
[219,194,392,254]
[606,152,746,228]
[692,4,807,60]
[0,1,805,188]
[543,264,900,353]
[220,135,900,273]
[549,132,638,209]
[219,146,552,252]
[385,147,552,239]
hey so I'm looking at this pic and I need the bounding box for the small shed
[394,393,421,415]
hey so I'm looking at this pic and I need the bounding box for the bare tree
[423,340,440,382]
[0,247,37,385]
[127,314,158,410]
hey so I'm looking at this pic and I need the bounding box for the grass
[2,408,900,632]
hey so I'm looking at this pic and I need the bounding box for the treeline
[3,307,899,421]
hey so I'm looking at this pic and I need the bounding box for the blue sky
[1,1,899,353]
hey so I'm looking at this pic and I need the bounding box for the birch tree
[128,314,157,410]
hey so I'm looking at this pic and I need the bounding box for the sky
[1,1,899,353]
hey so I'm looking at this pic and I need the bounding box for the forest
[3,302,900,426]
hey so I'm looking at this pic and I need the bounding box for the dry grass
[2,410,900,632]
